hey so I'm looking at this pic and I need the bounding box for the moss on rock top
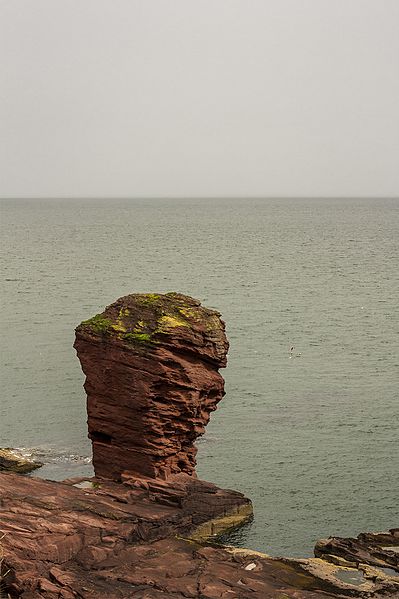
[76,292,225,349]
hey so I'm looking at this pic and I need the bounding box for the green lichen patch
[206,313,223,332]
[122,332,153,344]
[111,294,196,341]
[81,314,113,334]
[157,314,189,331]
[111,322,127,333]
[135,293,162,306]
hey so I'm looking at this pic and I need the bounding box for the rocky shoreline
[0,449,42,474]
[1,293,398,598]
[1,470,398,598]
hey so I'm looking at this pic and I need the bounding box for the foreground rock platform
[0,471,252,598]
[1,473,398,598]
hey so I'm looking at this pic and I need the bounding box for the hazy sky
[1,0,398,198]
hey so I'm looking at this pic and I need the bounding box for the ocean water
[1,197,398,557]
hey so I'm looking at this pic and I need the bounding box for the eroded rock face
[0,473,343,599]
[74,293,229,481]
[315,529,399,571]
[1,473,397,599]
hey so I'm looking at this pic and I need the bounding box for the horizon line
[1,195,398,201]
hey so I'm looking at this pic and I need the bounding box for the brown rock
[0,471,254,598]
[315,529,399,571]
[1,473,350,599]
[74,293,228,481]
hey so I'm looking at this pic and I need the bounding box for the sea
[1,197,398,557]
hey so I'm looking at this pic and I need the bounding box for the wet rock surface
[74,293,229,481]
[0,448,42,474]
[309,529,399,596]
[315,529,399,571]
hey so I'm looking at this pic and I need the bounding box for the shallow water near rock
[334,569,366,586]
[372,566,399,577]
[1,197,398,556]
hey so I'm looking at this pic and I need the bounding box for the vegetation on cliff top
[77,292,222,348]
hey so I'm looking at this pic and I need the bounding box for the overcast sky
[1,0,398,198]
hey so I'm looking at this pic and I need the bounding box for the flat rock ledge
[1,473,398,598]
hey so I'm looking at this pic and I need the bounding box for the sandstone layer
[315,529,399,572]
[74,293,228,481]
[1,472,398,599]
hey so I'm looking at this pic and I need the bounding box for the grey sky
[1,0,398,198]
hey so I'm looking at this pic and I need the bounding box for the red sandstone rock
[0,473,345,599]
[3,472,396,598]
[74,293,229,481]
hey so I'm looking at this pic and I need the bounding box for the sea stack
[74,292,229,481]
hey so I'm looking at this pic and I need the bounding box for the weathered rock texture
[0,448,42,474]
[1,473,398,599]
[315,529,399,571]
[74,293,228,481]
[0,472,253,599]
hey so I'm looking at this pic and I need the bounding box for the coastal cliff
[0,293,398,598]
